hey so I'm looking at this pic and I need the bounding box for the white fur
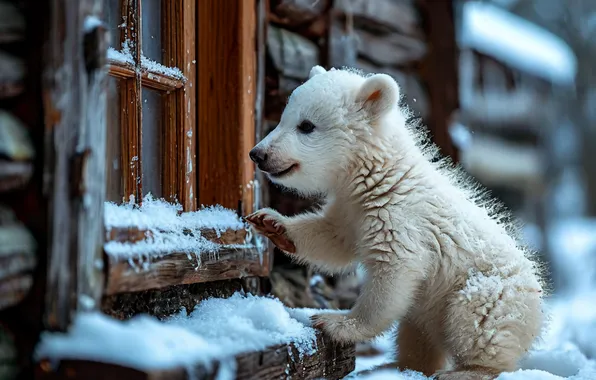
[250,66,545,377]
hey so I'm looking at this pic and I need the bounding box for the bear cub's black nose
[249,148,268,165]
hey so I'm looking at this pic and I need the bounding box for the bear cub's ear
[309,65,327,79]
[356,74,400,119]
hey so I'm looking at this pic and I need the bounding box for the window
[99,0,267,297]
[105,0,196,211]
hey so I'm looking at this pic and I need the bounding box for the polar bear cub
[245,66,544,379]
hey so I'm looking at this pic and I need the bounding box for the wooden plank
[106,226,247,245]
[105,246,270,295]
[198,0,257,216]
[102,278,260,320]
[36,332,355,380]
[178,0,197,211]
[0,161,34,192]
[120,0,143,202]
[0,273,33,311]
[42,0,108,330]
[162,0,179,204]
[162,0,197,210]
[76,8,109,312]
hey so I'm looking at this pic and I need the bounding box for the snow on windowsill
[104,195,250,265]
[35,293,319,376]
[107,41,185,81]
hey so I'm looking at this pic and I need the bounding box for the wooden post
[43,0,108,330]
[417,0,459,160]
[197,0,257,216]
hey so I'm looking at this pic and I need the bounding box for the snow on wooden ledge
[107,41,186,81]
[104,195,248,264]
[35,293,320,377]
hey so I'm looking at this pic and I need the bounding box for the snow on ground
[347,297,596,380]
[104,195,250,264]
[35,293,318,378]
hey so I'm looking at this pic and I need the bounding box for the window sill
[103,226,270,295]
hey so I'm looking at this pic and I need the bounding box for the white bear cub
[245,66,544,380]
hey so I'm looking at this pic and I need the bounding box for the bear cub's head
[249,65,403,196]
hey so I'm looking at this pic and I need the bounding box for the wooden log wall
[0,0,49,377]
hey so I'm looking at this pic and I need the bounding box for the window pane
[106,77,123,202]
[106,0,122,48]
[142,0,162,62]
[141,89,163,198]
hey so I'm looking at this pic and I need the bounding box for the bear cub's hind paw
[310,313,372,344]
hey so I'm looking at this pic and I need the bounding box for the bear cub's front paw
[244,208,296,253]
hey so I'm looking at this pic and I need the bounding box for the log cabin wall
[264,0,459,308]
[0,0,49,377]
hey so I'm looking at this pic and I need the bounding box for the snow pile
[459,1,577,85]
[107,41,185,80]
[107,47,133,65]
[35,293,318,376]
[104,194,248,264]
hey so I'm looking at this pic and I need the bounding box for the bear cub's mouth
[267,163,298,178]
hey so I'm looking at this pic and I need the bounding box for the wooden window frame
[197,0,257,216]
[42,0,267,331]
[108,0,197,211]
[98,0,270,296]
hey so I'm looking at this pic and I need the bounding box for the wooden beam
[42,0,108,330]
[106,226,248,245]
[0,161,34,192]
[120,0,143,203]
[102,278,265,320]
[197,0,256,216]
[161,0,197,211]
[35,332,355,380]
[108,62,184,91]
[105,246,270,295]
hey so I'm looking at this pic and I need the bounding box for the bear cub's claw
[244,208,297,253]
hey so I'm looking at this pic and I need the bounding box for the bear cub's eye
[297,120,316,134]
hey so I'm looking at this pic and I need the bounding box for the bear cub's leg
[245,207,355,270]
[397,319,445,376]
[247,208,425,344]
